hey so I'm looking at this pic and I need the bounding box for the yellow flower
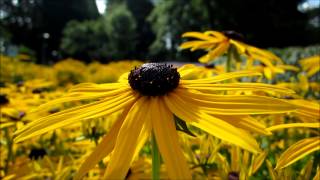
[14,63,296,179]
[299,55,320,77]
[180,31,282,67]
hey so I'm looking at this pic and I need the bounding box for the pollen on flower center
[128,63,180,96]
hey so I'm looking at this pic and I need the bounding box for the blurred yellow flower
[299,55,320,77]
[180,31,282,67]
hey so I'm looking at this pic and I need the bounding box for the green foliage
[60,19,109,61]
[60,4,137,62]
[270,45,320,64]
[148,0,211,60]
[105,4,137,60]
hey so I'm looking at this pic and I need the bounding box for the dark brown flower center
[128,63,180,96]
[222,30,244,42]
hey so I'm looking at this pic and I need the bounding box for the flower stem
[151,132,160,180]
[4,128,13,174]
[226,48,232,73]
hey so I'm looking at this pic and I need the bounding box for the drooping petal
[74,107,130,180]
[103,97,150,179]
[276,137,320,169]
[180,41,217,51]
[164,94,260,153]
[267,123,320,132]
[152,97,191,179]
[199,42,229,63]
[230,39,247,54]
[14,92,137,142]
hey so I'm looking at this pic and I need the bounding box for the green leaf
[174,116,196,137]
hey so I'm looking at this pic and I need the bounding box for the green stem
[226,48,232,73]
[151,132,160,180]
[4,128,13,174]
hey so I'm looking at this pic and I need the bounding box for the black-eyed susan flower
[180,31,282,68]
[14,63,296,179]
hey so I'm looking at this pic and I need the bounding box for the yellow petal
[74,107,129,180]
[276,137,320,169]
[267,123,320,132]
[181,82,296,94]
[266,160,277,180]
[313,168,320,180]
[164,94,260,153]
[179,41,217,50]
[68,82,127,92]
[300,158,313,180]
[230,39,247,54]
[175,88,296,115]
[215,115,272,135]
[251,151,267,175]
[264,67,273,80]
[14,92,137,142]
[118,72,129,83]
[152,97,192,179]
[182,31,219,41]
[103,97,150,179]
[31,86,131,114]
[180,71,261,84]
[307,66,320,77]
[199,42,229,63]
[204,31,227,40]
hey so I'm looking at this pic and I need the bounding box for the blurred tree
[104,3,137,60]
[60,3,137,61]
[106,0,155,60]
[126,0,155,60]
[148,0,210,61]
[0,0,99,63]
[211,0,311,47]
[60,19,109,62]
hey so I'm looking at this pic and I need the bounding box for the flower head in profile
[14,63,296,179]
[180,30,282,67]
